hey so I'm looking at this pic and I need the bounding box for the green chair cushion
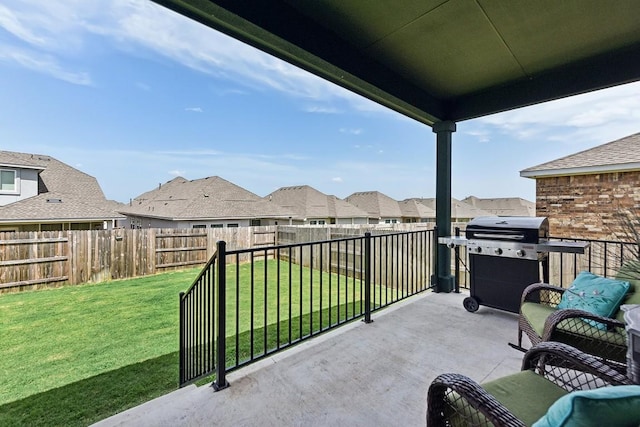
[533,385,640,427]
[557,271,630,330]
[521,301,626,362]
[521,302,556,337]
[483,370,569,426]
[615,262,640,322]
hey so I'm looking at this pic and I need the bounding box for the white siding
[0,168,40,206]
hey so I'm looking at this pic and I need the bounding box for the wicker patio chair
[426,341,632,427]
[517,263,640,373]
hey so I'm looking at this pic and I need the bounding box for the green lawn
[0,259,393,426]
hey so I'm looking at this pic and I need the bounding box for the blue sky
[2,1,639,204]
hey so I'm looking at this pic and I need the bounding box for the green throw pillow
[533,385,640,427]
[557,271,630,330]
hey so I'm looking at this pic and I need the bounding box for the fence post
[454,227,460,293]
[179,291,185,386]
[364,232,373,323]
[430,226,439,290]
[213,240,229,391]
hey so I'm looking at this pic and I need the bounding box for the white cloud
[339,128,363,135]
[0,46,92,85]
[158,149,220,156]
[474,81,640,146]
[465,129,490,143]
[168,169,185,177]
[0,3,48,46]
[185,107,203,113]
[332,177,343,183]
[304,105,341,114]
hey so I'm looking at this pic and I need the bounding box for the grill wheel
[463,297,479,313]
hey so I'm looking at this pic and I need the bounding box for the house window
[310,220,325,225]
[384,219,398,224]
[250,219,261,226]
[192,224,206,229]
[211,224,223,228]
[227,223,239,228]
[0,169,16,192]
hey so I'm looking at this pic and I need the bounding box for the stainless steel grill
[439,216,589,313]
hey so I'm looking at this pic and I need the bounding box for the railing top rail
[549,236,639,246]
[181,249,219,299]
[224,229,432,256]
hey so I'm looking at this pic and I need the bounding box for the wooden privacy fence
[0,227,276,292]
[0,224,435,293]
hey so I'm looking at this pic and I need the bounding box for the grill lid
[465,216,548,243]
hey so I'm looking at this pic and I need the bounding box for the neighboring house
[398,199,436,223]
[120,176,293,229]
[406,197,492,222]
[0,150,125,232]
[266,185,369,225]
[345,191,403,225]
[462,196,535,217]
[520,132,640,240]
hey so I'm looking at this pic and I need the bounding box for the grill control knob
[494,248,503,255]
[516,249,525,257]
[447,243,456,249]
[474,247,482,253]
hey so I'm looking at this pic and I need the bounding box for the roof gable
[345,191,402,218]
[266,185,368,220]
[398,199,436,218]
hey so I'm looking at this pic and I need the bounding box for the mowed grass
[0,268,198,426]
[0,259,395,426]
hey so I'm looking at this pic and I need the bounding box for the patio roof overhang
[150,0,640,125]
[149,0,640,291]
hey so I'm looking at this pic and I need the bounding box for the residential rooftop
[520,132,640,178]
[405,197,493,220]
[462,196,535,217]
[120,176,294,221]
[0,150,124,222]
[345,191,403,219]
[266,185,369,221]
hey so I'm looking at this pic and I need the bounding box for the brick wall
[535,170,640,240]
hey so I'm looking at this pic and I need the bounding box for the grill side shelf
[536,241,589,254]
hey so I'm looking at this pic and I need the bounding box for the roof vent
[46,198,62,203]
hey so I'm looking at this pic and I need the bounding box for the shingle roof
[0,151,48,170]
[406,197,492,219]
[344,191,402,218]
[398,199,436,219]
[461,196,535,217]
[122,176,294,220]
[266,185,368,220]
[0,151,125,221]
[520,132,640,178]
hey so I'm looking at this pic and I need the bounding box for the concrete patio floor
[95,291,530,427]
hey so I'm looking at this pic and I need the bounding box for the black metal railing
[179,229,435,388]
[545,236,640,286]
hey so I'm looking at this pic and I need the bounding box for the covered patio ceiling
[151,0,640,126]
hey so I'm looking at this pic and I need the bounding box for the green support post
[433,120,456,293]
